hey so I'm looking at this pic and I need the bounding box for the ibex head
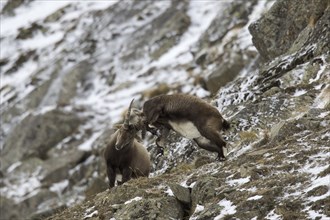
[115,99,137,150]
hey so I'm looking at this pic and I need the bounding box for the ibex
[104,100,150,188]
[139,94,230,161]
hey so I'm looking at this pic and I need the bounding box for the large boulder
[2,109,82,171]
[0,196,19,220]
[249,0,328,60]
[195,0,259,93]
[1,0,27,16]
[114,197,184,219]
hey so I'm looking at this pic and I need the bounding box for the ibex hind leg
[193,137,226,161]
[198,124,227,159]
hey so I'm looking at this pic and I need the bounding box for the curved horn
[124,99,134,128]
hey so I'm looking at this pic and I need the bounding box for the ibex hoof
[156,146,164,156]
[158,148,164,156]
[217,156,226,162]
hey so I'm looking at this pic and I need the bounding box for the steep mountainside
[0,0,329,219]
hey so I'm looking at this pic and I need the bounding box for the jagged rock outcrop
[249,0,328,60]
[2,109,82,170]
[196,0,259,94]
[1,0,329,219]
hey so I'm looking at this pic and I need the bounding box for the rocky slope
[0,0,329,219]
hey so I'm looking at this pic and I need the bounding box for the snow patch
[0,174,41,203]
[232,144,253,157]
[194,204,205,213]
[309,57,327,83]
[83,206,98,219]
[305,208,329,220]
[313,85,330,109]
[226,177,250,187]
[0,0,8,11]
[214,199,237,220]
[1,1,71,35]
[265,209,282,220]
[21,32,64,50]
[50,179,69,195]
[247,195,263,201]
[6,162,22,173]
[190,204,205,220]
[124,196,143,204]
[155,1,223,67]
[60,1,118,22]
[293,89,307,97]
[164,188,174,197]
[1,61,38,103]
[238,186,258,192]
[180,175,195,188]
[78,131,103,151]
[304,174,330,202]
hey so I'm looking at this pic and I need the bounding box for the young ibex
[104,100,150,188]
[140,94,230,161]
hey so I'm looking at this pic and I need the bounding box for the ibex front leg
[121,167,133,185]
[106,164,116,188]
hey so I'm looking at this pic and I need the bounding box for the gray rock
[306,185,328,197]
[113,197,184,220]
[149,5,190,60]
[1,0,27,16]
[29,205,67,220]
[197,0,258,93]
[249,0,328,60]
[57,61,92,106]
[20,189,57,214]
[270,121,286,142]
[84,178,108,199]
[41,149,90,184]
[0,196,20,220]
[191,177,219,210]
[118,1,190,65]
[190,203,225,220]
[0,66,58,130]
[197,0,257,48]
[2,109,82,171]
[205,52,245,94]
[19,189,58,218]
[169,183,191,205]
